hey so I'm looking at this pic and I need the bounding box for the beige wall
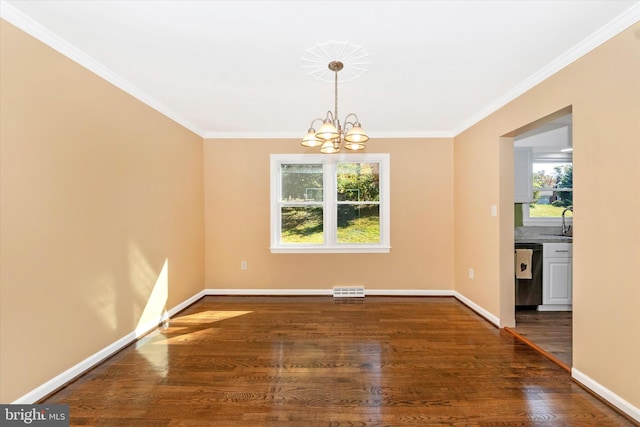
[454,23,640,407]
[204,138,454,291]
[0,21,205,402]
[1,13,637,414]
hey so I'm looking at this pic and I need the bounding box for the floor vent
[333,286,365,298]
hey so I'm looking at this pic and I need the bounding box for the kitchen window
[270,153,390,253]
[523,161,573,225]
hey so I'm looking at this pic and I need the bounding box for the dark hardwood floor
[511,309,573,369]
[41,296,634,426]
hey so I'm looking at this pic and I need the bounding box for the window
[270,153,390,253]
[523,161,573,225]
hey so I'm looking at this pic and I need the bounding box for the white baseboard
[12,290,207,404]
[203,288,456,297]
[12,329,140,404]
[572,368,640,423]
[537,304,572,312]
[204,288,332,296]
[366,289,455,297]
[452,291,500,327]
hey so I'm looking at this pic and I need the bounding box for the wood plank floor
[512,310,573,369]
[41,296,634,426]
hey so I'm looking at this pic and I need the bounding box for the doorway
[502,107,574,370]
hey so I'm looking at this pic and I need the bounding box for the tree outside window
[530,163,573,218]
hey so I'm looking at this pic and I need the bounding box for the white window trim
[270,153,390,254]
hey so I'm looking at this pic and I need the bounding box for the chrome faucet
[562,207,573,236]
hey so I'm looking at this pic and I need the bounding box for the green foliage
[337,205,378,227]
[281,207,323,243]
[281,207,380,244]
[337,163,380,202]
[281,164,323,201]
[555,165,573,207]
[529,204,574,218]
[337,216,380,243]
[280,162,381,244]
[533,171,555,190]
[335,163,381,235]
[531,164,572,207]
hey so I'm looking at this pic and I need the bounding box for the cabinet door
[514,148,532,203]
[543,257,573,305]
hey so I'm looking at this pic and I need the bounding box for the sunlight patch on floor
[171,310,253,324]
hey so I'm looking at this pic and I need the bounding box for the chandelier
[300,61,369,154]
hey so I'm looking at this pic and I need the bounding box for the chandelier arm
[308,118,325,130]
[324,111,335,122]
[343,113,360,125]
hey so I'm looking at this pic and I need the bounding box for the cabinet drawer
[543,243,573,258]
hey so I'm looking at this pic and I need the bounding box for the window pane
[337,205,380,243]
[529,199,573,218]
[337,163,379,202]
[281,164,323,201]
[530,162,573,218]
[281,207,323,243]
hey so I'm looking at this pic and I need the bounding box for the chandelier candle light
[301,60,369,154]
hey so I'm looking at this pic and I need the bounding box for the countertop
[514,226,573,244]
[515,236,573,244]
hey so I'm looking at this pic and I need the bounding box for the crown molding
[0,1,205,137]
[201,130,455,139]
[452,2,640,137]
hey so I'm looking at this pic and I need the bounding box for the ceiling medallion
[301,41,370,83]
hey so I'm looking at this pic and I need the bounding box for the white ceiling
[1,1,638,139]
[515,113,573,162]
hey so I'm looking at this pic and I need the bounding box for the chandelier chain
[334,66,339,131]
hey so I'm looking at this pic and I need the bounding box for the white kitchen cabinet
[540,243,572,311]
[514,147,533,203]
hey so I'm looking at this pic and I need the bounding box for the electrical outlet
[241,261,248,271]
[469,268,474,279]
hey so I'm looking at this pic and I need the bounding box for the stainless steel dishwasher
[515,242,543,308]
